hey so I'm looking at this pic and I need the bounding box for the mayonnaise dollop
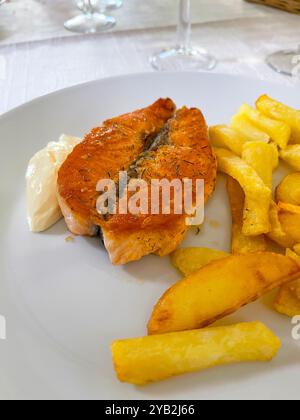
[26,134,81,232]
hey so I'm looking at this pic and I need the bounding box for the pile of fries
[111,95,300,386]
[210,95,300,317]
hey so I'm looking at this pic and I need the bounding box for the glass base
[64,13,116,34]
[150,47,217,72]
[267,49,300,77]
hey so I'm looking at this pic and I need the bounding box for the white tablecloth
[0,1,299,115]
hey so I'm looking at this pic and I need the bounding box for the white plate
[0,72,299,400]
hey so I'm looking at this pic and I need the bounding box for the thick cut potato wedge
[227,177,267,254]
[209,125,248,156]
[148,252,300,335]
[267,201,295,249]
[276,173,300,206]
[242,142,278,189]
[112,322,281,385]
[274,249,300,317]
[280,145,300,170]
[278,206,300,244]
[256,95,300,144]
[230,114,270,144]
[171,247,229,277]
[214,148,272,236]
[236,104,291,149]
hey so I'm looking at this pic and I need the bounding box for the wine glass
[267,47,300,77]
[151,0,217,71]
[64,0,116,34]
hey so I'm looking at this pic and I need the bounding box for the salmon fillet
[57,99,176,235]
[57,101,217,265]
[102,107,217,264]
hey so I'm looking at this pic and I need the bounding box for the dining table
[0,0,299,116]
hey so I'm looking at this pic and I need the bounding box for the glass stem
[176,0,191,51]
[84,0,94,15]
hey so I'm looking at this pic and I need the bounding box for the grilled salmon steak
[102,107,217,264]
[57,99,176,236]
[57,100,217,265]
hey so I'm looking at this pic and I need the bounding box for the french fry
[274,286,300,318]
[230,114,270,144]
[276,173,300,206]
[242,142,278,189]
[278,202,300,215]
[267,201,295,249]
[256,95,300,144]
[280,145,300,170]
[148,252,300,335]
[214,148,272,236]
[236,104,291,149]
[112,322,281,385]
[171,247,229,277]
[294,244,300,255]
[286,248,300,265]
[286,249,300,300]
[274,249,300,317]
[278,205,300,243]
[209,125,249,156]
[227,177,267,254]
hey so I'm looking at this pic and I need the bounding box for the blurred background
[0,0,299,114]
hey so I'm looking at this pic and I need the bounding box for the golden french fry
[276,173,300,206]
[286,248,300,265]
[236,103,291,149]
[256,95,300,144]
[171,247,229,277]
[209,125,249,156]
[227,177,267,254]
[278,202,300,215]
[214,148,272,236]
[112,322,281,385]
[267,201,295,249]
[279,206,300,244]
[242,142,278,189]
[280,145,300,170]
[294,244,300,255]
[286,249,300,300]
[274,286,300,318]
[148,252,300,335]
[230,114,270,144]
[274,249,300,317]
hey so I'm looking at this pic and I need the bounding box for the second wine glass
[151,0,217,71]
[64,1,116,34]
[267,47,300,77]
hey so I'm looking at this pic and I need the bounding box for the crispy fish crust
[57,98,176,235]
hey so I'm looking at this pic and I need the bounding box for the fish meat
[57,98,176,236]
[102,107,217,264]
[57,100,217,265]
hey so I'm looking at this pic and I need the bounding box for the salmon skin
[57,98,176,236]
[57,100,217,265]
